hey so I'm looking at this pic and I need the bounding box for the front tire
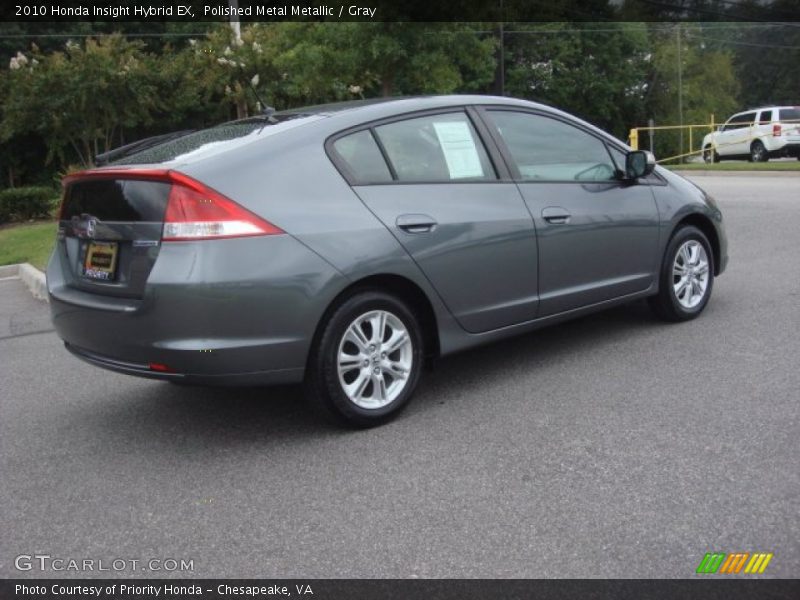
[703,144,720,164]
[649,226,715,322]
[305,290,424,428]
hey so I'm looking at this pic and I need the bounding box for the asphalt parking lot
[1,175,798,579]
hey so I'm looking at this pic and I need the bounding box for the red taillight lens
[148,362,174,373]
[162,172,283,241]
[61,168,283,241]
[773,124,782,137]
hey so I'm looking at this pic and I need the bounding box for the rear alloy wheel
[306,291,423,427]
[750,140,768,162]
[649,226,714,322]
[703,144,719,164]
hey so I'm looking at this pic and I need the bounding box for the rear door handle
[542,207,571,225]
[396,214,437,234]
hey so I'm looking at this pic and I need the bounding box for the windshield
[118,113,323,165]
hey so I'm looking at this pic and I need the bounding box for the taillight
[61,168,283,241]
[162,171,283,241]
[773,124,782,137]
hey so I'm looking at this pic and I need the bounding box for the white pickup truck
[702,106,800,163]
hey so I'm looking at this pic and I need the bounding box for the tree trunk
[381,73,394,97]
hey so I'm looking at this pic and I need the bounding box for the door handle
[542,207,571,225]
[396,214,437,234]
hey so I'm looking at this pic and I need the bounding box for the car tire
[648,225,715,322]
[703,144,720,164]
[305,290,424,428]
[750,140,768,162]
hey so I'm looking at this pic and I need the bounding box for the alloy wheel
[672,240,710,309]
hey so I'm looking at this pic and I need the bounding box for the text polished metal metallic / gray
[47,95,728,426]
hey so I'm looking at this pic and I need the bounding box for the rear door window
[374,112,496,182]
[332,130,392,184]
[758,110,773,125]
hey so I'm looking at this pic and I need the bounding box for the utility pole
[229,0,241,42]
[677,24,684,163]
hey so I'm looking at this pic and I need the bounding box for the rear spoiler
[94,130,195,166]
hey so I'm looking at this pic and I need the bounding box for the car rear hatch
[55,168,282,301]
[58,172,171,299]
[778,108,800,140]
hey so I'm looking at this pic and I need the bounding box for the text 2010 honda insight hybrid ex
[48,96,728,427]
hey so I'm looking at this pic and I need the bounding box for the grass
[666,160,800,171]
[0,220,57,271]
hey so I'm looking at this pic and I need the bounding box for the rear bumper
[48,235,345,385]
[64,342,305,385]
[770,142,800,157]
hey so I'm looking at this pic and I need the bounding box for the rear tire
[305,290,424,428]
[649,226,714,322]
[750,140,768,162]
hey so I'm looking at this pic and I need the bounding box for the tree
[270,23,497,105]
[1,35,161,167]
[504,23,650,138]
[644,25,740,160]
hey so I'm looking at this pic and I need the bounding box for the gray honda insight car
[48,95,728,426]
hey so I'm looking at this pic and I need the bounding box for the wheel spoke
[695,261,709,277]
[383,330,409,355]
[346,370,370,399]
[368,311,387,345]
[372,373,387,402]
[345,323,369,353]
[338,352,363,374]
[383,361,408,380]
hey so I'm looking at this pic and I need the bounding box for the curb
[671,170,800,177]
[1,263,48,302]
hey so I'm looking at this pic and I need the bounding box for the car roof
[731,106,799,115]
[275,94,589,137]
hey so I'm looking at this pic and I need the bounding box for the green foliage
[0,35,161,167]
[0,21,781,184]
[0,186,58,223]
[505,23,650,138]
[645,26,739,160]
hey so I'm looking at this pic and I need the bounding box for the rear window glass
[758,110,773,124]
[63,180,171,222]
[374,113,495,182]
[332,130,392,183]
[119,114,321,165]
[779,108,800,122]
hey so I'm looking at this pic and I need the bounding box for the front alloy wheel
[671,240,710,310]
[649,225,715,322]
[306,290,423,427]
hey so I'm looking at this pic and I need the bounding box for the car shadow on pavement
[69,300,662,449]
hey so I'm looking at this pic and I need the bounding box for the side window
[724,113,756,131]
[758,110,773,125]
[332,130,392,184]
[374,112,496,182]
[779,108,800,123]
[487,111,617,182]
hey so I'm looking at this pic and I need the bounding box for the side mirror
[626,150,656,179]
